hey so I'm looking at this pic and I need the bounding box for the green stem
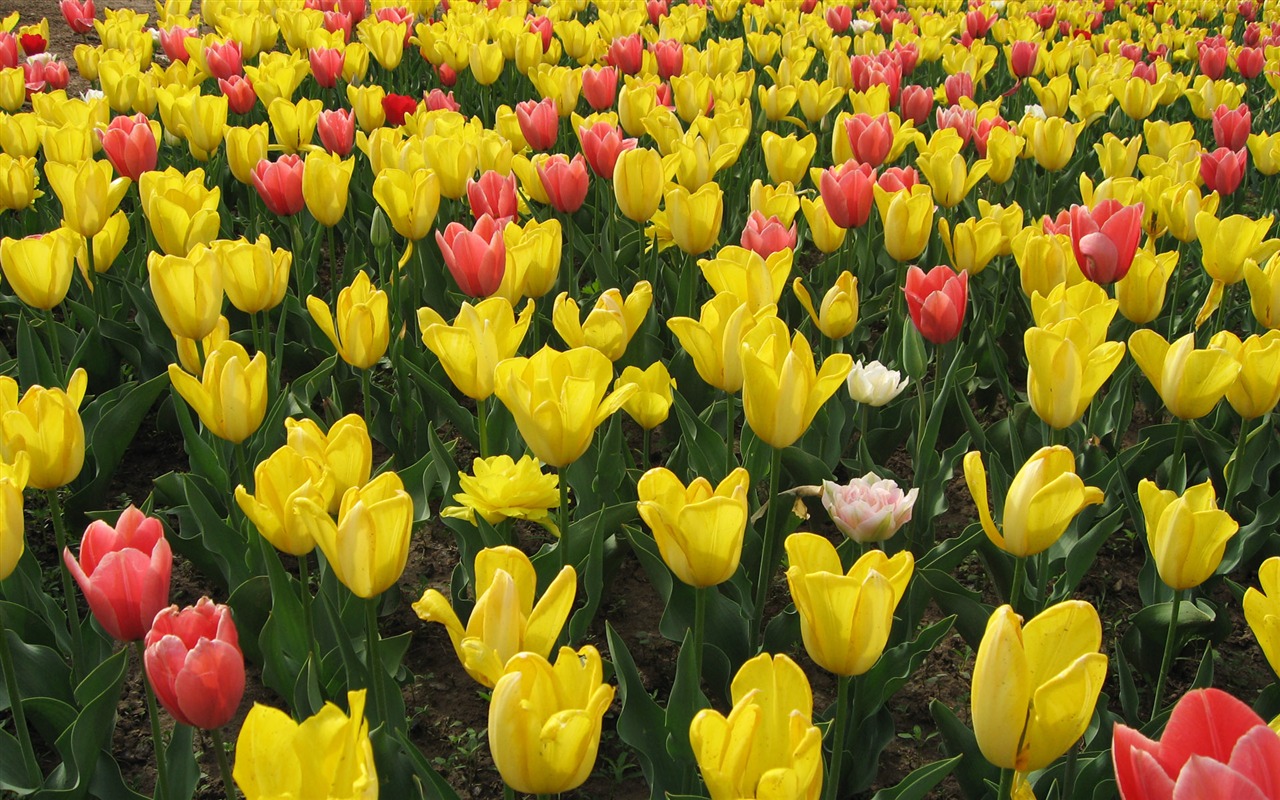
[135,640,172,800]
[996,767,1015,800]
[1152,588,1184,719]
[1009,555,1027,615]
[858,405,873,471]
[825,675,853,800]
[477,396,490,458]
[43,309,63,383]
[361,368,373,419]
[641,427,651,469]
[1222,416,1253,515]
[327,225,339,305]
[751,447,785,652]
[48,490,84,681]
[86,237,102,318]
[693,586,707,685]
[558,474,570,569]
[298,553,316,663]
[365,597,386,731]
[209,727,237,800]
[0,600,41,788]
[724,394,736,476]
[1062,741,1078,800]
[1170,417,1188,493]
[503,786,515,800]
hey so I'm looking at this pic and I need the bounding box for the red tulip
[844,113,895,167]
[582,66,618,111]
[1212,104,1251,152]
[516,97,558,152]
[252,154,306,217]
[219,75,256,115]
[826,5,852,32]
[1032,5,1057,28]
[336,0,366,23]
[0,33,16,70]
[850,56,901,106]
[1113,688,1280,800]
[526,14,553,52]
[63,506,172,642]
[1239,0,1258,20]
[317,108,355,156]
[309,47,345,89]
[43,60,69,91]
[144,597,245,730]
[60,0,96,34]
[204,40,243,81]
[646,0,669,25]
[936,105,976,148]
[1199,43,1228,79]
[904,265,968,344]
[898,83,934,125]
[741,211,797,258]
[1010,40,1039,78]
[1236,47,1265,80]
[467,170,518,223]
[893,43,919,76]
[1068,200,1144,284]
[1200,147,1247,196]
[820,160,876,229]
[99,113,157,181]
[435,62,457,87]
[964,9,996,38]
[651,39,683,81]
[973,117,1010,158]
[944,72,975,106]
[579,122,636,179]
[436,214,506,297]
[323,10,352,42]
[878,166,920,192]
[159,27,195,64]
[382,93,418,127]
[606,33,643,75]
[423,88,459,112]
[18,32,46,56]
[537,153,590,214]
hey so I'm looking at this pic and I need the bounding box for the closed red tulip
[424,88,459,112]
[579,122,636,179]
[1113,688,1280,800]
[98,113,157,182]
[467,170,518,223]
[965,8,996,37]
[1200,147,1247,196]
[526,14,553,51]
[647,0,668,24]
[324,10,352,43]
[936,105,976,148]
[904,264,968,344]
[1213,104,1252,151]
[1236,47,1265,79]
[317,108,355,157]
[60,0,95,34]
[820,160,876,229]
[204,40,243,81]
[898,84,934,125]
[336,0,366,23]
[252,154,306,217]
[309,47,345,89]
[843,113,894,167]
[435,63,457,87]
[144,597,245,730]
[944,72,975,106]
[0,33,17,69]
[1068,200,1143,284]
[850,56,901,106]
[537,153,590,214]
[43,60,69,91]
[606,34,643,75]
[381,93,417,127]
[650,39,683,80]
[741,211,796,258]
[582,66,618,110]
[159,27,195,64]
[19,33,46,56]
[219,75,256,115]
[436,214,506,297]
[1010,40,1039,78]
[516,97,558,151]
[879,167,920,192]
[63,506,172,642]
[1199,43,1228,79]
[826,5,852,32]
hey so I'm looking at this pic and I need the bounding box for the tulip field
[5,0,1280,797]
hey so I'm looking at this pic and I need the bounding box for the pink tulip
[308,47,345,89]
[820,160,876,229]
[98,113,157,181]
[59,0,95,34]
[579,122,637,179]
[436,214,506,297]
[515,97,558,152]
[467,170,518,223]
[1200,147,1247,196]
[904,264,968,345]
[144,597,245,730]
[63,506,172,642]
[317,108,355,157]
[741,211,797,259]
[821,474,918,543]
[582,66,618,111]
[1068,200,1144,284]
[252,155,306,217]
[203,40,243,81]
[537,153,590,214]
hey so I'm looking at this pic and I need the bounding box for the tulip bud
[0,369,88,490]
[144,597,245,730]
[63,505,172,642]
[370,207,391,251]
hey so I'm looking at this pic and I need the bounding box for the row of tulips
[0,0,1277,799]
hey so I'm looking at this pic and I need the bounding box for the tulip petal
[1172,755,1272,800]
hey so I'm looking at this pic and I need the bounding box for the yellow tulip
[552,281,652,361]
[0,114,42,159]
[793,270,858,340]
[1095,133,1143,180]
[637,467,750,588]
[0,369,87,490]
[440,455,560,532]
[1208,331,1280,420]
[666,182,724,255]
[488,645,614,795]
[939,217,1004,276]
[212,235,290,315]
[0,452,29,581]
[148,245,224,341]
[233,691,377,800]
[502,217,562,301]
[800,195,847,254]
[74,210,130,282]
[174,316,230,376]
[0,228,79,310]
[372,168,441,242]
[1012,228,1084,299]
[785,531,912,676]
[985,126,1025,184]
[468,39,504,85]
[668,292,775,394]
[293,472,413,598]
[307,271,390,371]
[359,19,407,70]
[40,125,94,164]
[492,346,636,469]
[167,340,267,444]
[234,444,334,556]
[1115,246,1177,325]
[972,602,1107,772]
[1112,76,1160,120]
[760,130,816,186]
[1026,115,1081,171]
[739,316,852,449]
[613,146,664,223]
[170,91,228,160]
[916,140,990,208]
[1129,330,1241,420]
[1245,252,1280,330]
[224,124,269,185]
[346,83,386,132]
[302,151,354,228]
[44,159,130,240]
[0,154,39,211]
[138,167,222,256]
[1139,479,1238,591]
[1024,319,1126,429]
[700,246,792,315]
[873,184,933,262]
[284,414,373,515]
[1243,557,1280,677]
[616,362,677,431]
[267,96,322,154]
[417,298,534,401]
[414,545,576,687]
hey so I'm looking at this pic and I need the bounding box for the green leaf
[669,391,729,483]
[68,374,168,513]
[855,615,956,724]
[394,729,462,800]
[38,648,130,799]
[163,723,200,800]
[930,699,996,800]
[916,568,991,648]
[869,755,961,800]
[606,624,682,799]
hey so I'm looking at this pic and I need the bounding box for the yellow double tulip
[418,298,534,400]
[1140,479,1238,591]
[294,472,413,598]
[167,340,267,445]
[739,317,852,449]
[0,369,88,490]
[440,455,560,532]
[637,467,751,588]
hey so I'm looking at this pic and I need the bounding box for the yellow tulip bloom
[234,444,334,556]
[1024,319,1126,430]
[148,246,224,342]
[284,414,373,515]
[1208,331,1280,420]
[792,270,858,339]
[613,146,664,223]
[44,159,130,240]
[138,167,222,256]
[700,246,792,315]
[212,235,290,315]
[1140,479,1238,591]
[1115,247,1177,325]
[666,182,724,255]
[372,168,441,242]
[0,154,40,211]
[637,467,750,588]
[0,369,87,490]
[760,130,816,186]
[0,227,79,310]
[1129,330,1241,420]
[0,452,29,581]
[440,455,560,532]
[1243,557,1280,677]
[552,281,653,361]
[167,340,267,445]
[873,184,934,262]
[668,292,776,394]
[418,298,534,401]
[616,362,677,431]
[224,124,269,186]
[302,151,354,228]
[739,317,852,449]
[307,271,390,371]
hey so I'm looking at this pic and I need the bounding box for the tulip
[821,473,917,544]
[266,96,321,154]
[972,602,1107,772]
[1208,331,1280,419]
[283,414,371,513]
[139,167,222,256]
[793,271,858,340]
[1200,147,1247,196]
[740,211,797,259]
[144,597,244,730]
[418,298,534,401]
[666,182,724,255]
[917,141,990,209]
[414,546,576,687]
[361,19,407,70]
[218,75,255,115]
[1140,479,1238,591]
[690,652,823,800]
[579,122,636,180]
[314,109,354,157]
[168,92,229,161]
[700,246,791,315]
[212,235,290,315]
[148,246,224,342]
[1113,688,1280,800]
[60,0,96,34]
[1067,200,1144,284]
[820,160,876,229]
[372,167,440,242]
[613,146,664,223]
[552,281,652,361]
[204,40,242,81]
[842,112,894,167]
[44,158,129,240]
[1116,247,1178,325]
[874,184,934,262]
[1027,116,1081,171]
[760,130,816,187]
[637,467,750,588]
[167,340,267,445]
[439,455,560,532]
[224,124,269,186]
[98,112,157,181]
[466,171,517,223]
[293,472,412,599]
[234,444,332,555]
[1245,252,1280,329]
[903,265,968,345]
[1212,105,1251,151]
[63,505,172,642]
[489,645,614,795]
[299,150,353,228]
[0,452,28,581]
[503,217,561,300]
[516,96,558,151]
[800,196,847,254]
[1130,330,1241,420]
[537,153,590,214]
[0,154,38,212]
[582,66,617,110]
[436,215,506,298]
[846,359,908,406]
[0,228,79,311]
[493,346,636,469]
[251,154,305,217]
[1196,212,1276,287]
[306,271,389,370]
[668,293,775,394]
[234,690,377,799]
[1244,557,1280,677]
[0,368,87,491]
[616,362,676,431]
[739,317,853,449]
[308,46,344,89]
